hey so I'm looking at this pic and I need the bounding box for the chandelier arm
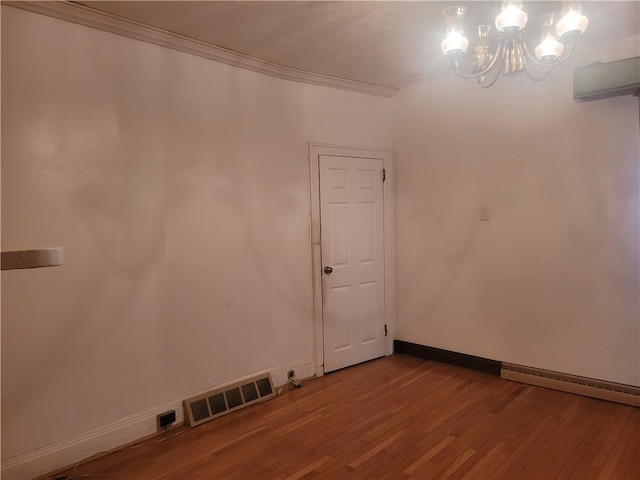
[554,40,575,64]
[523,64,552,82]
[520,53,552,82]
[477,67,503,88]
[522,39,575,67]
[453,43,504,79]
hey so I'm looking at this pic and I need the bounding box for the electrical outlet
[288,369,303,388]
[157,410,176,429]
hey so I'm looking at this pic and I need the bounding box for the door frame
[309,143,395,377]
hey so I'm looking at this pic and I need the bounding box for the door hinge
[383,168,386,182]
[384,324,388,337]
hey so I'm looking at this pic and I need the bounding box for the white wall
[393,36,640,387]
[0,6,391,477]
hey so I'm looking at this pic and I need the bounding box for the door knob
[324,266,333,275]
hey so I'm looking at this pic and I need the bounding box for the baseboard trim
[394,340,502,376]
[1,399,185,480]
[2,360,315,480]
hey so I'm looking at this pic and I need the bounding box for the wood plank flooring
[43,354,640,480]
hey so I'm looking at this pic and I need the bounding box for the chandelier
[440,1,589,87]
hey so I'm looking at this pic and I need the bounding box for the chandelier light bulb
[535,13,564,61]
[441,32,470,56]
[495,0,528,32]
[556,1,589,37]
[535,37,565,61]
[441,6,469,55]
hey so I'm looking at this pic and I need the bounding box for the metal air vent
[184,373,276,427]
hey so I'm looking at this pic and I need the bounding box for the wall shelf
[1,248,64,270]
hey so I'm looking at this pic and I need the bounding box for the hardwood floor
[43,354,639,480]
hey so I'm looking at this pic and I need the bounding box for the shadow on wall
[2,35,315,451]
[61,51,314,391]
[393,74,639,383]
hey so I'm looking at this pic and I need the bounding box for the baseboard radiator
[501,363,640,408]
[395,341,640,408]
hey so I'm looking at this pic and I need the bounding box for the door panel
[320,155,385,373]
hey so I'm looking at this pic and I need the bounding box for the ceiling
[76,1,640,90]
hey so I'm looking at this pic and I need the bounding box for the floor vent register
[184,373,276,427]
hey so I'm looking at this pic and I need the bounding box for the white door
[319,154,386,373]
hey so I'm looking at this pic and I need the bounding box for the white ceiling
[76,1,640,90]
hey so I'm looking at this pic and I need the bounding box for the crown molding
[4,1,398,98]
